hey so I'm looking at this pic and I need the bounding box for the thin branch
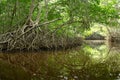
[44,0,49,30]
[35,3,42,25]
[24,0,36,25]
[10,0,17,27]
[51,20,83,34]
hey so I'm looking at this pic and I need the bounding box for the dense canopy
[0,0,119,50]
[0,0,119,33]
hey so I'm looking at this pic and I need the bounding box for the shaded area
[0,60,31,80]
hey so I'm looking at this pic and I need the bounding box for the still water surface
[0,40,120,80]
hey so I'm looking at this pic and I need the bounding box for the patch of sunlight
[100,0,116,7]
[92,55,100,59]
[83,23,107,37]
[49,0,57,4]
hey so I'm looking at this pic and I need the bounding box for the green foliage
[0,0,119,36]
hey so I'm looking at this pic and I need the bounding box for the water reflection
[0,41,120,80]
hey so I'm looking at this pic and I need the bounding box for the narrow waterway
[0,40,120,80]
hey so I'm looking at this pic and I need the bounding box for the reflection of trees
[0,50,119,80]
[83,42,109,59]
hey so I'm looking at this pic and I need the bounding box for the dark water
[0,40,120,80]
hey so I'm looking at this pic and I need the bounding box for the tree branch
[16,18,61,40]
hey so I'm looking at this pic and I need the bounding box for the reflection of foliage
[83,44,108,59]
[0,50,120,80]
